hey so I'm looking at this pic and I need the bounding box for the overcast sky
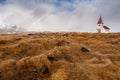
[0,0,120,32]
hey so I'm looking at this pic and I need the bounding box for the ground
[0,32,120,80]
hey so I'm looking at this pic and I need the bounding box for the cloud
[0,0,120,32]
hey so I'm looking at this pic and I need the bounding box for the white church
[97,16,110,33]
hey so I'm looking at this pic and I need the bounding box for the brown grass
[0,32,120,80]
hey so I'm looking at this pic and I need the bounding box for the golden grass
[0,32,120,80]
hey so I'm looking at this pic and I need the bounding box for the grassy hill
[0,32,120,80]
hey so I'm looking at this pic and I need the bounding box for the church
[97,16,110,33]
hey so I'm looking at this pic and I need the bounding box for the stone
[41,65,49,74]
[28,33,34,36]
[32,68,38,72]
[47,56,54,62]
[81,47,90,52]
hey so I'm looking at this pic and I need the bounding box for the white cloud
[0,0,120,32]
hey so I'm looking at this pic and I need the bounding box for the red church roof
[97,16,103,24]
[103,26,110,30]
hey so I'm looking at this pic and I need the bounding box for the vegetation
[0,32,120,80]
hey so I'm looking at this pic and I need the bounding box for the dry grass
[0,32,120,80]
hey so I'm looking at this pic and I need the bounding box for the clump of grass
[0,52,4,58]
[15,54,51,80]
[47,47,73,63]
[0,59,16,80]
[51,68,69,80]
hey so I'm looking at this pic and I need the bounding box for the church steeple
[97,16,103,33]
[97,16,103,25]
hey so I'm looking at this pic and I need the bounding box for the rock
[32,65,49,74]
[81,47,90,52]
[32,68,38,72]
[41,65,49,74]
[28,33,34,36]
[47,56,54,62]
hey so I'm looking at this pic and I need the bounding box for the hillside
[0,32,120,80]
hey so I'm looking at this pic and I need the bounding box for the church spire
[97,16,103,25]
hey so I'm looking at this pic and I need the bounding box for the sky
[0,0,120,32]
